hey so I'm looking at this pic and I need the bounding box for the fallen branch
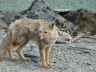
[56,33,85,44]
[70,33,85,43]
[83,35,96,39]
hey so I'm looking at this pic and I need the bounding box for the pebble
[88,66,93,70]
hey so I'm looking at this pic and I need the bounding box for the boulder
[0,11,23,26]
[20,0,77,35]
[63,9,96,35]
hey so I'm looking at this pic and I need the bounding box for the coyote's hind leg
[8,43,17,62]
[16,40,30,61]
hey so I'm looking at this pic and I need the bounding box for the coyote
[0,18,72,68]
[1,18,59,68]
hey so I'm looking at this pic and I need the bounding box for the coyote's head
[38,21,56,41]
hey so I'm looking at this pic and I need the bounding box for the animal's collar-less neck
[43,39,50,44]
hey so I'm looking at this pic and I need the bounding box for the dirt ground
[0,27,96,72]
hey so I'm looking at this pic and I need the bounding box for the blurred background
[0,0,96,12]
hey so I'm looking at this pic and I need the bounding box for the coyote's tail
[0,30,12,60]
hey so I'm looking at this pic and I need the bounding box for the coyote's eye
[44,31,47,33]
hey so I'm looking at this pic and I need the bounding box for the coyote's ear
[38,22,42,30]
[49,22,55,30]
[38,22,40,25]
[38,22,42,26]
[38,19,42,22]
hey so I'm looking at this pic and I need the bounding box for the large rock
[20,0,77,35]
[63,9,96,35]
[0,0,78,35]
[0,11,23,26]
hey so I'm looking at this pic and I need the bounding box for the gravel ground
[0,29,96,72]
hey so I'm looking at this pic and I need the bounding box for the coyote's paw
[43,64,51,69]
[22,57,30,61]
[11,58,17,62]
[47,64,51,68]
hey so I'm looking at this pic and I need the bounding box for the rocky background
[0,0,96,72]
[0,0,96,12]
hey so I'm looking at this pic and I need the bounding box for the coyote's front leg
[16,40,30,61]
[38,45,47,68]
[45,46,51,68]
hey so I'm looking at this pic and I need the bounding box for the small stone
[88,66,93,70]
[24,46,40,62]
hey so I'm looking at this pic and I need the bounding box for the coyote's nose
[39,33,45,39]
[39,36,45,39]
